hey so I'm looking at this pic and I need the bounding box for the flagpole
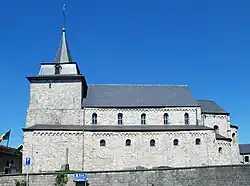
[7,130,10,147]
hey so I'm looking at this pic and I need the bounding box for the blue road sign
[73,173,88,182]
[25,157,31,166]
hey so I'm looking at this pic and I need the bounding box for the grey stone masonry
[22,129,240,173]
[26,81,83,127]
[29,82,82,110]
[1,165,250,186]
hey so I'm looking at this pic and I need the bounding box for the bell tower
[25,7,87,127]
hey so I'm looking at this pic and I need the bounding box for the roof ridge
[197,99,215,102]
[88,84,188,87]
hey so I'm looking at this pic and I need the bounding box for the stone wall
[22,129,240,173]
[1,165,250,186]
[84,107,202,126]
[203,113,230,137]
[29,82,82,109]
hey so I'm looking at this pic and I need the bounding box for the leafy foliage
[15,180,27,186]
[55,173,68,186]
[54,170,90,185]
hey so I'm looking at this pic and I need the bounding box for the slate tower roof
[35,26,82,76]
[54,27,72,63]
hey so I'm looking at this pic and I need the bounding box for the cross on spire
[54,4,72,63]
[62,4,66,29]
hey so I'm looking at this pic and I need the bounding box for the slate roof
[197,100,229,115]
[55,28,72,63]
[239,144,250,154]
[230,124,239,129]
[215,133,232,142]
[23,124,213,132]
[84,84,198,107]
[0,145,22,156]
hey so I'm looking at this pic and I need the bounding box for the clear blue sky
[0,0,250,147]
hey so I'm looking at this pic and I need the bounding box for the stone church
[22,26,241,173]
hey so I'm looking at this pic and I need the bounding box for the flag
[0,130,11,143]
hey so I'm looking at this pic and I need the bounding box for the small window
[126,139,131,146]
[150,139,155,147]
[245,156,249,162]
[214,125,219,133]
[118,113,123,125]
[218,147,222,153]
[184,113,189,125]
[232,133,235,138]
[195,138,201,145]
[49,83,52,88]
[173,139,179,146]
[92,113,97,125]
[55,64,61,75]
[100,139,106,147]
[163,113,169,125]
[141,113,146,125]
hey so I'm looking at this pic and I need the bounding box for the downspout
[82,101,86,171]
[195,106,198,125]
[206,134,210,166]
[81,83,87,171]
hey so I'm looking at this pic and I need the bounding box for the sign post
[25,157,31,186]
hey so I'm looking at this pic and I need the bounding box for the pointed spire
[55,28,72,63]
[55,4,72,63]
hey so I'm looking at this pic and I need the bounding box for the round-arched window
[126,139,131,146]
[195,138,201,145]
[150,139,155,147]
[218,147,222,153]
[100,139,106,147]
[173,139,179,146]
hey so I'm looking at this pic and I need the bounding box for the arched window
[150,139,155,147]
[141,113,146,125]
[100,139,106,147]
[232,133,235,138]
[245,156,249,162]
[54,64,61,75]
[214,125,219,133]
[125,139,131,146]
[195,138,201,145]
[218,147,222,153]
[184,113,189,124]
[118,113,123,125]
[163,113,169,125]
[173,139,179,146]
[92,113,97,124]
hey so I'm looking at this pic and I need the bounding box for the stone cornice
[31,131,209,137]
[26,74,87,84]
[23,124,213,132]
[85,107,199,112]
